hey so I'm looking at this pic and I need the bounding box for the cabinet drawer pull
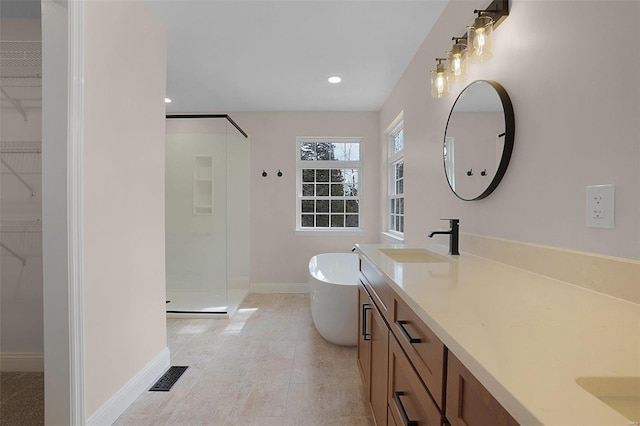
[398,320,421,344]
[393,391,418,426]
[362,304,372,341]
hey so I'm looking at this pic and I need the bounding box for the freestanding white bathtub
[308,253,359,346]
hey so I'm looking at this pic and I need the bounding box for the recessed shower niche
[192,155,213,216]
[165,115,249,317]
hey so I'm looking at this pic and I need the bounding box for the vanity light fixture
[467,0,509,63]
[432,0,509,98]
[430,58,450,99]
[447,37,468,82]
[468,12,494,63]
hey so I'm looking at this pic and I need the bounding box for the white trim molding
[42,0,86,424]
[86,347,171,426]
[295,137,364,233]
[68,0,86,424]
[0,353,45,372]
[380,231,404,243]
[250,283,309,293]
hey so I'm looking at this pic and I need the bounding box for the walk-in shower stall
[165,115,249,317]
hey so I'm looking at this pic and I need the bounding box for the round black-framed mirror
[443,80,514,201]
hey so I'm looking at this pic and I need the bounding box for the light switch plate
[586,184,614,228]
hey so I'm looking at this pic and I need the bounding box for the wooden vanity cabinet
[360,256,394,321]
[388,334,443,426]
[357,253,519,426]
[387,407,398,426]
[393,296,446,410]
[446,351,519,426]
[358,283,389,426]
[357,285,371,390]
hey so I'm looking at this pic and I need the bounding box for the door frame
[42,0,86,424]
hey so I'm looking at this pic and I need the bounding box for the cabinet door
[388,334,443,425]
[369,300,389,426]
[446,352,519,426]
[357,283,372,395]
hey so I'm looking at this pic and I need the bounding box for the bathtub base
[310,287,358,346]
[308,253,359,347]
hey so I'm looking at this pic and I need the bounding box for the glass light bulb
[447,44,468,82]
[431,63,449,98]
[473,28,486,56]
[452,54,462,76]
[468,16,493,63]
[436,73,445,96]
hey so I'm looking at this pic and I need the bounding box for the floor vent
[149,366,188,392]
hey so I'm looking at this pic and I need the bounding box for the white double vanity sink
[355,243,639,426]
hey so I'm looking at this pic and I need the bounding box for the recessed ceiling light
[328,76,342,84]
[165,97,172,103]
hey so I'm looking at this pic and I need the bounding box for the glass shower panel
[225,119,250,303]
[165,118,228,313]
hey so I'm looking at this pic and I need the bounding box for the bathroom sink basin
[576,376,640,422]
[379,248,448,263]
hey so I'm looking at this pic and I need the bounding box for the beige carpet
[0,372,44,426]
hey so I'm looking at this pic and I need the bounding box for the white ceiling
[147,1,448,113]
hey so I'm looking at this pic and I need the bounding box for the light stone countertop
[355,243,640,426]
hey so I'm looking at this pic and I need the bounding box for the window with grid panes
[297,138,362,231]
[389,125,404,234]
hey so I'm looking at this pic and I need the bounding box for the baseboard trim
[0,353,44,372]
[250,283,309,293]
[86,347,170,426]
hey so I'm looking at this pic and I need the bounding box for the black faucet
[428,219,459,255]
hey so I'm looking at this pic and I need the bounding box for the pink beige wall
[380,0,640,260]
[82,1,167,416]
[232,112,380,284]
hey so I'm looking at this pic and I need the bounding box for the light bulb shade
[468,15,494,63]
[447,43,468,83]
[430,62,450,98]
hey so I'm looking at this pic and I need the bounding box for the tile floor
[115,293,373,426]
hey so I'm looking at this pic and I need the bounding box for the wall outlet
[586,184,614,228]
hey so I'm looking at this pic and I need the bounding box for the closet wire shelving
[1,40,43,269]
[0,140,42,267]
[1,40,42,122]
[1,221,42,267]
[1,140,41,197]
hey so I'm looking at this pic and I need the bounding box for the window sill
[381,231,404,243]
[296,229,367,237]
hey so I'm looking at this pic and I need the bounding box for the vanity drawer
[446,351,519,426]
[393,295,446,409]
[360,256,394,321]
[388,334,443,426]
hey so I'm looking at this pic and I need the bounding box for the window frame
[387,122,405,237]
[295,137,365,236]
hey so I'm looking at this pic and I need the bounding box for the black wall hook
[262,170,267,177]
[467,169,473,176]
[277,170,283,177]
